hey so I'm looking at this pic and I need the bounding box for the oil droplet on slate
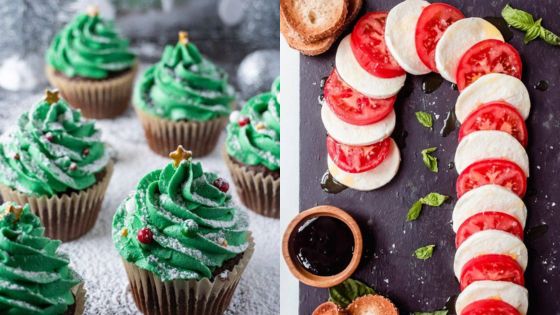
[319,76,328,89]
[535,80,549,91]
[484,16,513,42]
[321,171,347,194]
[451,83,458,91]
[448,162,455,170]
[422,73,444,94]
[525,224,549,241]
[445,295,458,314]
[318,94,325,105]
[440,111,457,137]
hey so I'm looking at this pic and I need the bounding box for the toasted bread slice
[281,8,336,56]
[313,301,348,315]
[281,0,348,43]
[347,295,399,315]
[344,0,363,27]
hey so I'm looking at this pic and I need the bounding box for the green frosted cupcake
[224,77,280,218]
[0,90,113,241]
[134,31,236,157]
[113,146,253,315]
[0,202,85,314]
[45,6,137,119]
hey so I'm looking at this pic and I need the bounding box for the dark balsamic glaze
[535,80,549,91]
[422,73,444,94]
[450,83,458,91]
[445,295,458,314]
[448,161,455,170]
[319,76,328,89]
[440,111,457,137]
[525,223,549,242]
[321,171,347,194]
[484,16,514,42]
[288,216,354,276]
[318,94,325,105]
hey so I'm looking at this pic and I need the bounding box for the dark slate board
[298,0,560,314]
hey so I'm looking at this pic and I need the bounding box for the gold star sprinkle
[5,204,23,221]
[87,5,99,17]
[255,122,266,130]
[121,228,128,237]
[45,89,60,105]
[218,237,228,247]
[178,31,189,45]
[169,145,192,168]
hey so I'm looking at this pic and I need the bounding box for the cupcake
[0,90,113,241]
[224,77,280,218]
[45,6,137,119]
[113,145,253,315]
[0,202,85,314]
[134,31,235,157]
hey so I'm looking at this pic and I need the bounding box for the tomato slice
[456,159,527,198]
[350,12,405,78]
[460,254,525,290]
[323,70,396,125]
[459,102,528,147]
[456,211,524,247]
[415,3,464,72]
[456,39,522,91]
[326,136,391,173]
[461,299,521,315]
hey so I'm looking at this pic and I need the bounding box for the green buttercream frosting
[133,39,235,121]
[0,202,80,315]
[112,158,249,281]
[0,96,110,197]
[226,77,280,171]
[46,13,136,79]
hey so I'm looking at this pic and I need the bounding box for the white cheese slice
[435,17,503,82]
[335,35,406,99]
[456,280,528,315]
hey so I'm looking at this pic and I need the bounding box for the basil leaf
[540,27,560,45]
[524,18,542,44]
[502,4,534,31]
[421,147,438,173]
[413,311,449,315]
[414,244,435,260]
[406,200,423,222]
[329,278,375,308]
[420,192,448,207]
[415,111,433,128]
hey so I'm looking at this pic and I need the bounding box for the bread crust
[344,0,364,28]
[312,301,348,315]
[280,8,336,56]
[347,295,399,315]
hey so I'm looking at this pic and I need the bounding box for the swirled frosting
[0,202,80,314]
[0,95,110,197]
[133,38,235,121]
[46,13,136,79]
[112,158,249,281]
[226,77,280,171]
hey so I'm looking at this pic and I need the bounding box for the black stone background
[299,0,560,314]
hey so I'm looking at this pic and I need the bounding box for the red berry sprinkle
[137,228,154,244]
[213,178,230,193]
[44,133,54,142]
[69,163,78,171]
[13,153,20,160]
[238,116,250,127]
[82,148,90,156]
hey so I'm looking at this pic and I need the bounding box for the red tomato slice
[350,12,405,78]
[462,299,521,315]
[326,136,391,173]
[415,3,464,72]
[456,39,522,91]
[456,211,524,247]
[460,254,525,290]
[323,70,396,125]
[456,159,527,198]
[459,102,528,147]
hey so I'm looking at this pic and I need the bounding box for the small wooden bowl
[282,205,363,288]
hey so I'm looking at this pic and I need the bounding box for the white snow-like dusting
[0,93,279,314]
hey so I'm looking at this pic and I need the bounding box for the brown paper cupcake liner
[122,235,255,315]
[136,108,228,158]
[46,65,137,119]
[224,152,280,218]
[0,162,113,242]
[68,282,87,315]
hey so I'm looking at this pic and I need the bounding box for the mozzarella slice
[435,17,503,82]
[327,139,400,191]
[456,280,529,315]
[454,229,528,279]
[336,36,406,99]
[453,184,527,232]
[455,131,529,177]
[385,0,431,75]
[321,103,396,146]
[455,73,531,123]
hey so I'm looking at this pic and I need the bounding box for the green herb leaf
[406,200,423,222]
[415,111,433,128]
[414,244,435,260]
[329,278,375,308]
[421,147,438,173]
[502,4,534,31]
[413,311,449,315]
[524,18,542,44]
[540,27,560,45]
[420,192,449,207]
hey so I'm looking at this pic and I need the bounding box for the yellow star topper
[5,204,23,221]
[169,145,193,168]
[87,5,99,17]
[45,89,60,105]
[178,31,189,45]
